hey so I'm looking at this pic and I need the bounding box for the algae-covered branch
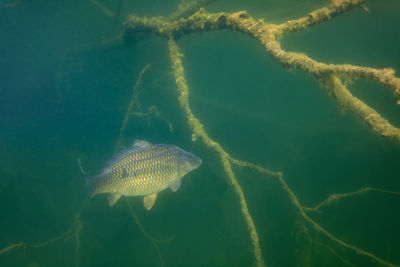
[124,0,400,142]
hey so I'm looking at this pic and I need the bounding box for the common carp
[78,140,201,209]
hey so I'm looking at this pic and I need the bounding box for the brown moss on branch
[168,37,265,267]
[276,0,365,35]
[124,9,229,39]
[321,74,400,141]
[124,0,400,142]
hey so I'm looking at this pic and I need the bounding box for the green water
[1,0,400,266]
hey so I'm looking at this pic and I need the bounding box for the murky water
[1,1,400,266]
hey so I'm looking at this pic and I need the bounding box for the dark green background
[1,0,400,266]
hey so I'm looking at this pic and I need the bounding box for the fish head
[176,148,202,178]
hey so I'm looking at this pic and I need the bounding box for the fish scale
[79,140,202,209]
[100,147,176,195]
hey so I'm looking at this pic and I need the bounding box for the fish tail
[77,158,94,196]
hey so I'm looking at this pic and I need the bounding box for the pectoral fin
[108,194,122,207]
[143,193,157,210]
[169,178,181,192]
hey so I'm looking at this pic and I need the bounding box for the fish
[78,140,202,209]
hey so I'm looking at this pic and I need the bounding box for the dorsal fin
[101,140,151,173]
[133,139,151,148]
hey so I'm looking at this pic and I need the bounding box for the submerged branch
[304,186,400,213]
[231,159,399,267]
[320,74,400,141]
[275,0,366,35]
[89,0,115,17]
[115,64,152,151]
[0,198,88,262]
[168,37,265,267]
[124,0,400,143]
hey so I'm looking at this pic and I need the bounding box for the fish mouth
[178,149,202,171]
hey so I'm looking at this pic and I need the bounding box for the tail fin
[78,158,94,196]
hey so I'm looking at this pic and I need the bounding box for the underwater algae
[1,0,400,266]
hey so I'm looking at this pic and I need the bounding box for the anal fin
[108,194,122,207]
[143,193,157,210]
